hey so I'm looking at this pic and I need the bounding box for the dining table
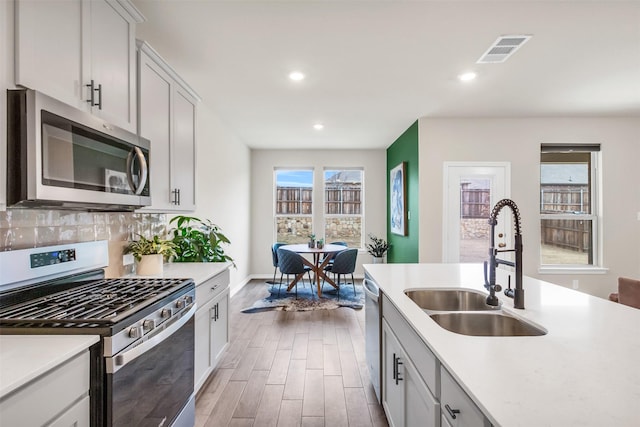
[280,243,347,297]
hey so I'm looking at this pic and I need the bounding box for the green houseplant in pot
[170,216,235,266]
[125,235,177,275]
[366,233,389,263]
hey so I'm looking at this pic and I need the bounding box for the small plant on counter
[125,234,177,262]
[366,234,389,258]
[169,216,236,266]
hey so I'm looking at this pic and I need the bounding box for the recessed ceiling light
[458,72,477,82]
[289,71,305,81]
[313,123,324,130]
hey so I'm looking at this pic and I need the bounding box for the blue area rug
[241,281,364,313]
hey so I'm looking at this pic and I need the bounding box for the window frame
[322,167,365,249]
[274,168,314,244]
[539,145,605,273]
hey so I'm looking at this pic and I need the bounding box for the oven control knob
[128,326,141,339]
[185,295,193,305]
[175,299,185,309]
[161,308,173,318]
[143,319,156,332]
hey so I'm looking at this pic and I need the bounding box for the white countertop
[127,262,231,284]
[0,335,99,398]
[364,263,640,427]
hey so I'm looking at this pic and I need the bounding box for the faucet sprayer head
[489,198,522,236]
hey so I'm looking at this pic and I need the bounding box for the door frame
[442,161,511,262]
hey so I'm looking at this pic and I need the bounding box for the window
[275,169,313,244]
[324,169,363,247]
[540,144,600,267]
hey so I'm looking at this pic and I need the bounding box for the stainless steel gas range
[0,241,196,427]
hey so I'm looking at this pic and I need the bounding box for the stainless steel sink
[404,289,500,311]
[429,312,547,337]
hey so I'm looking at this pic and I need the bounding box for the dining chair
[324,248,358,297]
[609,277,640,309]
[320,241,348,267]
[277,248,313,298]
[269,242,286,285]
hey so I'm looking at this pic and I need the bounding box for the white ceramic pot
[372,255,386,264]
[136,254,163,275]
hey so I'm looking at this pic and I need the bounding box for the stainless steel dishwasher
[363,277,381,403]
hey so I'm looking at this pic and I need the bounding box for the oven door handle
[107,304,196,374]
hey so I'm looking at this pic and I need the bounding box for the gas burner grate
[0,277,191,327]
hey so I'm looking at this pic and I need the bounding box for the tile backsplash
[0,209,168,277]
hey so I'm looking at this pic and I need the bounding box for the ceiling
[132,1,640,150]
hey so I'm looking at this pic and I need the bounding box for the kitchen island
[364,263,640,427]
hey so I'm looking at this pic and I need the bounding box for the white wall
[418,117,640,298]
[191,103,251,293]
[250,149,387,278]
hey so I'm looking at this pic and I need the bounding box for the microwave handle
[126,147,149,195]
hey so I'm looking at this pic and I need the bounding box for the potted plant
[316,238,324,249]
[308,234,316,248]
[125,235,177,275]
[169,216,235,266]
[366,233,389,263]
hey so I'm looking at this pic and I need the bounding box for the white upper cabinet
[15,0,143,133]
[137,40,199,212]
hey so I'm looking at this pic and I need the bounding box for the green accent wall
[387,121,419,263]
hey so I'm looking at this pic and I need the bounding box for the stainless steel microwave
[7,89,151,210]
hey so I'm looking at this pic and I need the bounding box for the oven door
[106,305,195,427]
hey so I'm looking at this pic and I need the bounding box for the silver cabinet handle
[107,304,196,374]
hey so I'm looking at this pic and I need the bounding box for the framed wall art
[390,162,407,236]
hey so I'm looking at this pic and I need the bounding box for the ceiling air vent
[477,35,532,63]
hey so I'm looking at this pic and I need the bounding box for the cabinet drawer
[441,367,488,427]
[382,293,439,397]
[0,351,90,427]
[48,395,90,427]
[195,268,230,308]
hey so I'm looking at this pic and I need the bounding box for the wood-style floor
[195,280,389,427]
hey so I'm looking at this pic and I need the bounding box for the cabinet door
[404,357,439,427]
[171,86,197,211]
[87,0,137,132]
[382,321,404,427]
[15,0,84,109]
[195,297,216,393]
[138,51,173,211]
[211,288,229,368]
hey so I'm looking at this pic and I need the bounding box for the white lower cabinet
[383,320,439,427]
[194,268,230,393]
[0,351,90,427]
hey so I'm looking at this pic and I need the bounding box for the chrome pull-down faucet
[484,199,524,309]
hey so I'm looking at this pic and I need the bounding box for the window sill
[538,266,609,275]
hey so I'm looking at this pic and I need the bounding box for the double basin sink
[405,289,546,336]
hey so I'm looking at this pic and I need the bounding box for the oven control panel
[30,249,77,268]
